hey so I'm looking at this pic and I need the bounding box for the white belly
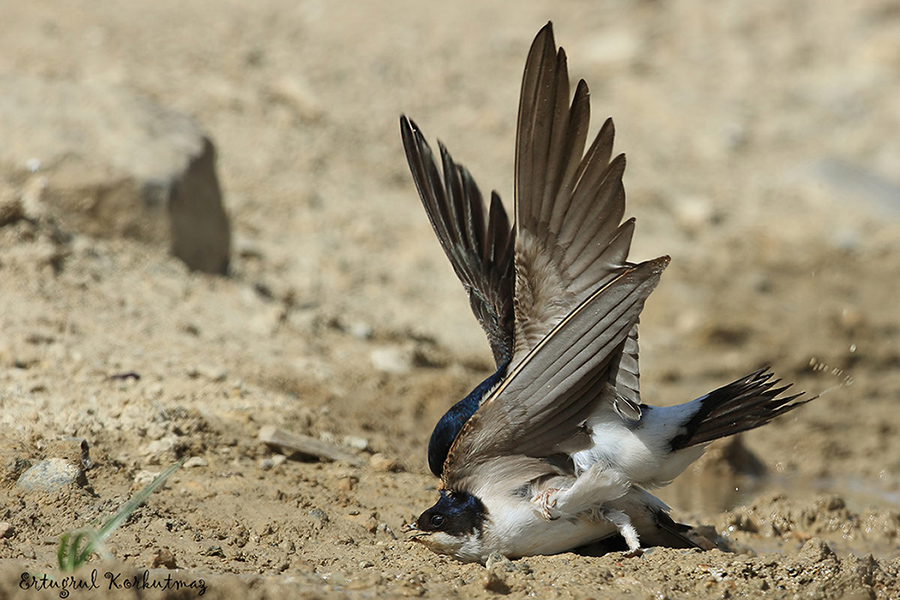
[478,493,617,560]
[573,403,706,487]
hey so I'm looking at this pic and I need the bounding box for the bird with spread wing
[399,22,809,563]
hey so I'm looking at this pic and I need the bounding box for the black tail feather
[670,368,811,451]
[645,509,703,550]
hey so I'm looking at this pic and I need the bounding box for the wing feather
[400,116,515,366]
[510,25,638,380]
[607,323,642,418]
[443,257,669,487]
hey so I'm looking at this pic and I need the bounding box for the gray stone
[798,537,837,563]
[308,508,329,528]
[485,552,517,572]
[140,436,177,464]
[0,522,14,539]
[0,74,230,273]
[16,458,87,492]
[369,346,412,374]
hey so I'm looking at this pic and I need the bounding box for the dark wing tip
[400,115,425,157]
[651,255,672,273]
[530,20,557,60]
[399,113,415,134]
[573,78,592,105]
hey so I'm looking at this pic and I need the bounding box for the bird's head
[410,489,487,561]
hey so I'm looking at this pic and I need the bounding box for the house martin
[399,22,809,563]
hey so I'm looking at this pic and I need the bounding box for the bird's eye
[430,514,445,528]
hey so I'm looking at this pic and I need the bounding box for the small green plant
[57,459,184,572]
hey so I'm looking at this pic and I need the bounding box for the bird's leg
[601,507,642,556]
[532,488,563,520]
[541,463,631,519]
[533,464,631,522]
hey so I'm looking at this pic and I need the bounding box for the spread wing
[400,115,515,367]
[510,22,643,408]
[443,257,669,491]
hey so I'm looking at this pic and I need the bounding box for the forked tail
[670,369,809,451]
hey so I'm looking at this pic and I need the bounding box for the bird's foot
[601,507,642,556]
[532,488,562,520]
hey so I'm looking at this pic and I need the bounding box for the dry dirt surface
[2,1,900,598]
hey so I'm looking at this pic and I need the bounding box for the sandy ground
[2,0,900,598]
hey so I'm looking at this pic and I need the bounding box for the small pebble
[0,522,15,539]
[485,552,517,572]
[201,545,225,558]
[338,476,358,491]
[672,194,715,235]
[481,569,511,594]
[140,436,176,464]
[259,455,287,471]
[347,322,373,340]
[799,537,837,563]
[369,453,398,472]
[377,523,397,539]
[343,436,369,451]
[369,347,411,374]
[183,457,207,468]
[325,571,347,586]
[133,469,161,488]
[151,547,177,569]
[309,508,329,527]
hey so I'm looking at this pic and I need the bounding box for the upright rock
[0,74,230,274]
